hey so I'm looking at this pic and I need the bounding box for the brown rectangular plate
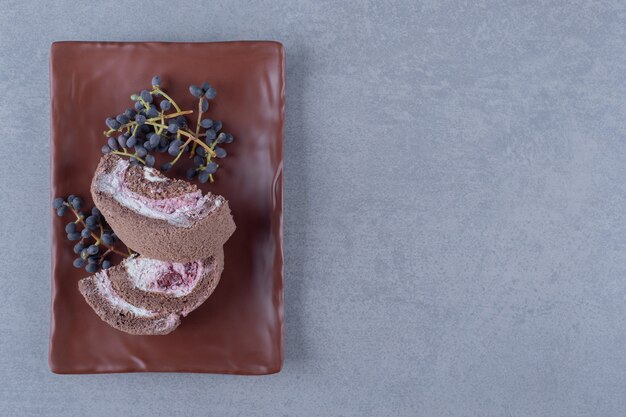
[49,41,284,374]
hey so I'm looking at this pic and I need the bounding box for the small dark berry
[167,123,179,133]
[81,228,91,238]
[151,76,161,86]
[145,154,155,167]
[140,90,153,103]
[65,222,77,233]
[176,115,187,128]
[200,118,213,128]
[86,263,99,273]
[73,243,85,254]
[201,97,209,112]
[160,100,171,111]
[116,114,130,124]
[216,132,227,143]
[214,147,227,158]
[102,260,112,270]
[135,146,148,158]
[146,106,159,118]
[87,245,99,255]
[198,170,210,183]
[71,197,83,210]
[193,155,204,166]
[205,162,218,174]
[67,232,81,241]
[149,133,160,148]
[135,114,146,125]
[101,145,111,154]
[134,101,144,111]
[126,136,137,148]
[204,129,216,141]
[52,198,64,209]
[196,147,206,157]
[161,162,172,171]
[204,86,217,99]
[168,142,182,156]
[105,117,121,130]
[123,108,136,119]
[189,85,203,97]
[117,135,128,149]
[91,207,101,217]
[73,258,86,268]
[56,206,68,216]
[224,133,234,143]
[107,137,119,151]
[186,167,198,179]
[101,233,114,246]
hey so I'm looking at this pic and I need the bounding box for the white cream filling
[124,257,205,297]
[94,271,154,317]
[143,167,168,182]
[96,158,218,227]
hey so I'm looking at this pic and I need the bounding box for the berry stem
[111,150,145,164]
[104,110,193,136]
[138,97,150,110]
[145,121,216,157]
[151,87,182,112]
[171,137,193,166]
[190,98,203,157]
[99,248,113,264]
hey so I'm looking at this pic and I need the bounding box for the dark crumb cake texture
[123,164,197,199]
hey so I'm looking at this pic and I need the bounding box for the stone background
[0,1,624,416]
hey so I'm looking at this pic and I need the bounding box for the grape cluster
[102,76,234,183]
[52,196,132,273]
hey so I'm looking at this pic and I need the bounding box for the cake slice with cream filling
[78,270,181,335]
[107,249,224,316]
[78,250,224,335]
[91,154,235,262]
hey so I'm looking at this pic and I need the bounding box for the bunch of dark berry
[101,76,234,183]
[52,195,132,273]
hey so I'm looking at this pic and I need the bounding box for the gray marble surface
[1,1,625,416]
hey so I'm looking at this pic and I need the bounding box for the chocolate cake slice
[91,154,236,262]
[78,250,223,335]
[78,271,181,335]
[108,249,224,316]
